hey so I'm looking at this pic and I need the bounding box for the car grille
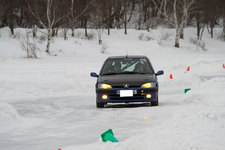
[109,93,144,100]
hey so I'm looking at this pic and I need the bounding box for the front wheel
[96,102,104,108]
[151,95,159,106]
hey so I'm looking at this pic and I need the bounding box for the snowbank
[0,102,22,133]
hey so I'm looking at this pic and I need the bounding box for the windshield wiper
[102,73,118,75]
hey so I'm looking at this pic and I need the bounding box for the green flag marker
[184,88,191,93]
[101,129,119,142]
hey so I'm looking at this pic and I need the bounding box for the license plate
[120,90,133,97]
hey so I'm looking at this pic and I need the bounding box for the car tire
[96,102,104,108]
[151,95,159,106]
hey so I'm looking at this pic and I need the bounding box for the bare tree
[64,0,94,38]
[0,0,25,35]
[70,0,75,37]
[223,13,225,41]
[25,0,69,53]
[135,0,159,31]
[121,0,135,35]
[105,0,115,35]
[32,25,38,38]
[123,0,128,34]
[20,30,39,58]
[92,0,105,44]
[153,0,196,47]
[95,0,115,35]
[0,0,7,28]
[203,0,223,39]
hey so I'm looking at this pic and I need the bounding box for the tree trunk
[173,0,179,48]
[20,8,24,27]
[107,18,111,35]
[85,27,88,37]
[175,28,180,48]
[26,32,30,58]
[124,10,127,35]
[46,28,52,53]
[71,28,75,37]
[84,13,88,37]
[55,28,58,36]
[197,22,201,40]
[71,0,74,37]
[52,28,58,37]
[210,24,214,38]
[124,0,127,35]
[99,39,102,45]
[138,15,141,30]
[9,24,14,35]
[1,17,7,27]
[32,25,37,38]
[52,28,55,37]
[63,28,68,40]
[196,11,200,39]
[223,14,225,41]
[180,25,184,39]
[107,27,110,35]
[98,28,103,45]
[199,25,205,41]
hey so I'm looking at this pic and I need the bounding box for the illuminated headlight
[146,94,152,99]
[141,82,156,88]
[98,83,112,89]
[102,94,108,100]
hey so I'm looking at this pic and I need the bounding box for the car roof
[107,55,148,59]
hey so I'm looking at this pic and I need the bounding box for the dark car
[90,55,164,108]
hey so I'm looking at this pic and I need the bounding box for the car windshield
[100,58,154,75]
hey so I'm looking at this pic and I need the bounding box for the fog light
[146,94,152,99]
[102,94,108,100]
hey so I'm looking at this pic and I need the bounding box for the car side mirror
[90,72,99,77]
[156,70,164,76]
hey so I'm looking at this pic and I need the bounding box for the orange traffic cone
[170,74,173,79]
[223,64,225,69]
[186,66,190,71]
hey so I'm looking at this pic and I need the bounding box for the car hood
[99,74,156,87]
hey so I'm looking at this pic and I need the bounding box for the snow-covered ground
[0,27,225,150]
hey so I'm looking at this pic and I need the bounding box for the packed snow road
[2,82,225,150]
[0,94,178,150]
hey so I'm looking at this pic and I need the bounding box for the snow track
[0,28,225,150]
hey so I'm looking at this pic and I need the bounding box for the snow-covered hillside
[0,27,225,150]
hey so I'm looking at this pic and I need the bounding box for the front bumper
[96,87,158,103]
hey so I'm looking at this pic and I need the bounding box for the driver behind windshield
[113,62,122,73]
[101,58,153,75]
[134,62,145,73]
